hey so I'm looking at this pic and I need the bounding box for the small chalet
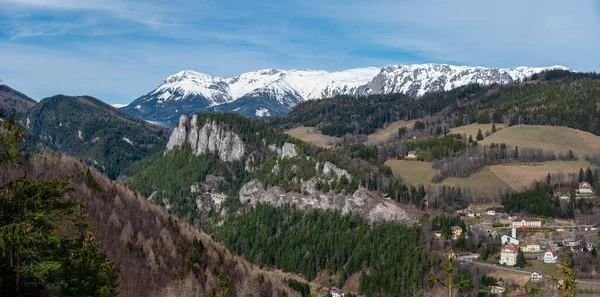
[531,272,543,282]
[491,282,505,294]
[579,181,593,194]
[544,251,558,264]
[406,151,418,160]
[500,246,518,266]
[331,287,345,297]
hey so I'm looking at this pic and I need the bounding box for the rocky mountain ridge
[121,64,568,124]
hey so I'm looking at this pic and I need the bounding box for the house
[571,246,584,253]
[544,251,558,264]
[320,286,330,294]
[487,210,496,216]
[491,282,506,294]
[522,241,541,253]
[531,272,543,282]
[501,235,520,246]
[330,287,345,297]
[433,231,442,239]
[562,238,581,247]
[512,219,542,228]
[587,243,595,250]
[500,245,518,266]
[579,181,593,194]
[451,226,463,238]
[405,151,418,160]
[210,192,228,207]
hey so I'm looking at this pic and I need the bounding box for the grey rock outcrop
[319,161,352,181]
[239,180,414,223]
[268,142,298,158]
[166,114,245,162]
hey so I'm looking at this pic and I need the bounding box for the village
[440,181,600,296]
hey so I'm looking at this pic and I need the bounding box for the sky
[0,0,599,105]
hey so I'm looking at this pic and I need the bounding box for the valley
[4,68,600,297]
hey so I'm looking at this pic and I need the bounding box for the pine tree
[552,260,578,297]
[516,248,526,268]
[492,123,497,133]
[476,129,484,141]
[429,250,470,297]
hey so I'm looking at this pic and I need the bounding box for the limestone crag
[166,114,245,162]
[239,180,414,223]
[267,142,298,158]
[318,161,352,181]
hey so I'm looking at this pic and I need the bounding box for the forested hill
[24,94,170,179]
[272,70,600,137]
[1,154,296,297]
[0,84,37,114]
[126,112,408,224]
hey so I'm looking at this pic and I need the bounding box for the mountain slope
[24,94,170,179]
[0,84,36,114]
[122,64,565,125]
[275,70,600,139]
[1,154,297,297]
[126,112,414,224]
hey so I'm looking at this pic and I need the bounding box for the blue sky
[1,0,599,104]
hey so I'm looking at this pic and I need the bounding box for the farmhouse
[579,181,593,194]
[530,272,543,282]
[500,245,518,266]
[512,219,542,228]
[544,251,558,264]
[405,151,418,160]
[501,235,519,246]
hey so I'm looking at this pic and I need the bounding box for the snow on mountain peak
[130,63,569,118]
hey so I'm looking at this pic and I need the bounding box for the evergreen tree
[492,123,497,133]
[579,168,585,183]
[429,250,470,297]
[552,260,578,297]
[476,129,484,141]
[516,248,526,268]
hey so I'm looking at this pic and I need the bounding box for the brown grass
[367,119,416,144]
[490,160,593,190]
[286,126,342,148]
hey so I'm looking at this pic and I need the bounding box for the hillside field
[367,119,416,144]
[450,123,504,139]
[480,125,600,156]
[285,126,342,147]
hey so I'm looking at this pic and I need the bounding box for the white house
[331,287,345,297]
[500,246,518,266]
[486,210,496,216]
[531,272,543,282]
[210,192,228,208]
[501,235,520,246]
[579,182,593,194]
[544,251,558,264]
[405,151,418,160]
[512,219,542,228]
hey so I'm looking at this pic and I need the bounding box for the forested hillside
[1,140,296,297]
[23,94,170,179]
[0,84,37,114]
[274,70,600,138]
[126,113,404,223]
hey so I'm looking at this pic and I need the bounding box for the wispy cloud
[0,0,599,104]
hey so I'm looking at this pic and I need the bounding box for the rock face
[239,180,414,223]
[319,161,351,181]
[268,142,298,158]
[166,114,245,162]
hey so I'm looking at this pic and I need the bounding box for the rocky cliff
[239,180,414,223]
[166,114,245,162]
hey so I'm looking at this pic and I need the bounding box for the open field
[490,159,594,190]
[286,126,342,148]
[525,262,558,275]
[385,158,592,192]
[385,159,436,185]
[367,119,416,144]
[443,167,510,192]
[450,123,504,139]
[480,125,600,156]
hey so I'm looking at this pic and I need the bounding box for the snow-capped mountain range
[121,63,568,126]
